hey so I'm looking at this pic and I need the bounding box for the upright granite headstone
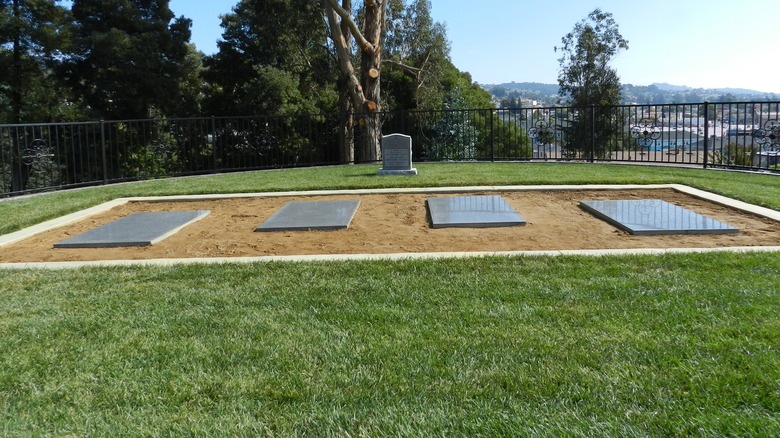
[378,133,418,175]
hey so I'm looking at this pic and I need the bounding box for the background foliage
[0,0,495,124]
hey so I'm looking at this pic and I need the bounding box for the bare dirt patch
[2,189,779,263]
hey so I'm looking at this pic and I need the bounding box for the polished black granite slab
[54,210,211,248]
[427,195,526,228]
[256,200,361,232]
[579,199,738,235]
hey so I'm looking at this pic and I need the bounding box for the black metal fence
[2,101,779,196]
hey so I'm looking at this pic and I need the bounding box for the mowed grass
[1,255,778,436]
[1,163,779,435]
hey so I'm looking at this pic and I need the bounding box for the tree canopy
[0,0,495,140]
[0,0,72,122]
[556,8,628,108]
[61,0,193,120]
[203,0,336,117]
[556,8,628,158]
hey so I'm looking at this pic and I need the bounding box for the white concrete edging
[1,184,778,269]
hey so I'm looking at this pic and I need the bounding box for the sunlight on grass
[0,254,778,435]
[1,163,779,435]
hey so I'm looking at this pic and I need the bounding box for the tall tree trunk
[337,0,354,164]
[324,0,387,163]
[355,0,384,163]
[337,77,355,163]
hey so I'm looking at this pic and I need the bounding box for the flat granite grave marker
[427,195,526,228]
[54,210,211,248]
[256,200,361,232]
[579,199,738,235]
[378,133,418,175]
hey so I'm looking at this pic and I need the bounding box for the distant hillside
[487,82,559,95]
[650,83,770,96]
[649,83,691,92]
[484,82,778,106]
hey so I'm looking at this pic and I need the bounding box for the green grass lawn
[1,163,779,436]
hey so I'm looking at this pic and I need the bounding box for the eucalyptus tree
[323,0,388,163]
[324,0,460,162]
[62,0,193,120]
[382,0,449,111]
[556,8,628,159]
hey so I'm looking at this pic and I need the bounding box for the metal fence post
[490,109,495,162]
[702,102,709,169]
[211,116,217,171]
[590,105,596,163]
[101,120,108,184]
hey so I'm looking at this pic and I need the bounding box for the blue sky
[170,0,780,93]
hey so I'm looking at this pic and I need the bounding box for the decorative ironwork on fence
[2,101,778,196]
[753,120,780,150]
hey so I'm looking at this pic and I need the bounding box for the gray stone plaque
[428,195,526,228]
[378,133,418,175]
[579,199,738,235]
[256,200,361,232]
[54,210,211,248]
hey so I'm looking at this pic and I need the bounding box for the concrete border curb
[1,246,779,270]
[2,184,778,269]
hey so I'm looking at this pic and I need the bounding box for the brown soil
[2,189,779,263]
